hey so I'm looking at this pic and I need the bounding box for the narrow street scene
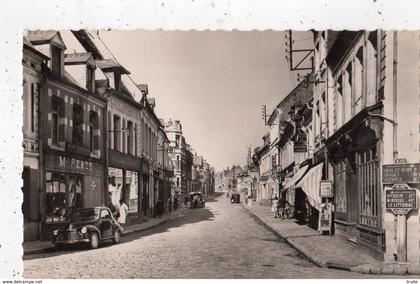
[16,27,420,279]
[23,195,398,279]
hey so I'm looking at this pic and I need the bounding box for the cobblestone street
[24,196,400,279]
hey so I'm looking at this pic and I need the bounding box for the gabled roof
[64,52,95,68]
[26,30,66,49]
[23,37,50,60]
[96,59,130,74]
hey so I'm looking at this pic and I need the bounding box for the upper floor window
[30,83,35,133]
[114,72,121,91]
[366,32,378,107]
[127,120,134,155]
[51,46,62,76]
[86,67,95,92]
[72,104,84,146]
[354,47,364,114]
[344,63,353,122]
[51,96,64,145]
[113,115,121,151]
[89,111,99,152]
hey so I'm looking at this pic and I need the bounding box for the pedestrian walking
[271,195,279,218]
[277,195,287,219]
[173,196,179,210]
[168,196,172,213]
[155,200,164,218]
[118,199,128,227]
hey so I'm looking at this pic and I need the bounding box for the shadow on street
[24,204,217,260]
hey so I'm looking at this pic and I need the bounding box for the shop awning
[282,165,309,191]
[293,162,323,211]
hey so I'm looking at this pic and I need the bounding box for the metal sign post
[385,183,418,262]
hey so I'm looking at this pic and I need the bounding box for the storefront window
[127,170,138,213]
[357,147,379,228]
[334,161,347,214]
[108,167,123,206]
[46,172,84,223]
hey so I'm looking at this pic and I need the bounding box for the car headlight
[80,226,87,234]
[53,229,59,236]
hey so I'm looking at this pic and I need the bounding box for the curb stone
[241,203,328,268]
[370,266,382,275]
[380,266,395,275]
[241,203,420,276]
[394,267,408,276]
[407,266,420,275]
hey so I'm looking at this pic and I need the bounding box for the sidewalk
[23,207,189,255]
[242,202,420,276]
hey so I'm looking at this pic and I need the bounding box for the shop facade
[108,150,142,224]
[43,151,105,238]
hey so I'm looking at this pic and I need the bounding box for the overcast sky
[100,30,310,171]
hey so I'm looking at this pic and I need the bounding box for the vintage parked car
[52,207,123,249]
[189,192,205,209]
[230,193,240,203]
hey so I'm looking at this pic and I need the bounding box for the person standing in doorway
[271,195,279,218]
[168,196,172,213]
[118,199,128,227]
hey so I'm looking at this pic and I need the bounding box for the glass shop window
[46,173,67,223]
[46,173,83,223]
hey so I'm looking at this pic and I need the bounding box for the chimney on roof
[137,84,148,99]
[147,97,156,110]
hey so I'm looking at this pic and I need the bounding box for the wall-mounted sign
[58,155,92,173]
[382,163,420,184]
[320,180,333,198]
[385,183,418,215]
[293,129,308,153]
[318,202,332,234]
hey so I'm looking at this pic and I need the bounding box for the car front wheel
[89,231,99,249]
[113,229,121,244]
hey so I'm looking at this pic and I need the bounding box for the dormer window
[114,72,121,91]
[51,45,62,76]
[86,66,95,92]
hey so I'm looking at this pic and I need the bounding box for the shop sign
[318,202,333,234]
[320,180,333,198]
[293,129,308,153]
[385,183,418,215]
[382,163,420,184]
[58,155,92,173]
[109,151,141,171]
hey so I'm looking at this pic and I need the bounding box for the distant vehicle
[230,193,240,203]
[52,207,123,249]
[189,191,205,209]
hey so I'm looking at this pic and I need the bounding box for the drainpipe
[392,31,398,160]
[37,68,47,240]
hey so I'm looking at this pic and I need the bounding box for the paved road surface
[24,196,399,279]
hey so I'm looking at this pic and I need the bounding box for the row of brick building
[22,30,215,241]
[243,30,420,263]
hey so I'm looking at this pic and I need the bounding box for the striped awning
[282,165,309,191]
[293,162,323,211]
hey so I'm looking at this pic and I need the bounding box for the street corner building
[21,29,215,242]
[250,30,420,264]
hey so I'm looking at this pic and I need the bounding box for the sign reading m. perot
[58,155,93,172]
